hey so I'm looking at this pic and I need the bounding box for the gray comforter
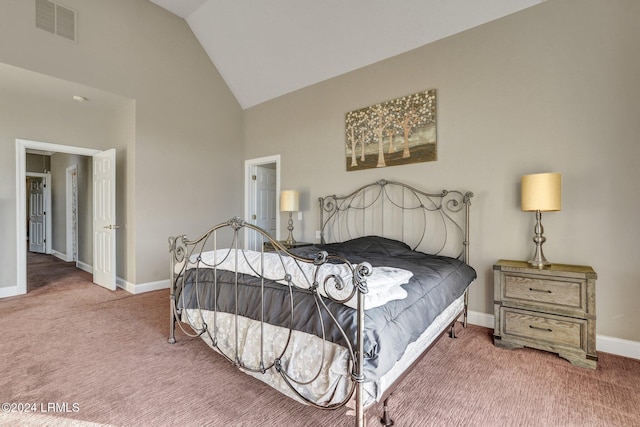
[178,236,476,381]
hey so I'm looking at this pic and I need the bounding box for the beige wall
[0,0,243,287]
[113,101,137,283]
[244,0,640,341]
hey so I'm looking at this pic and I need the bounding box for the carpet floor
[1,253,639,426]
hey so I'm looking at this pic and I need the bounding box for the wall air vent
[35,0,77,42]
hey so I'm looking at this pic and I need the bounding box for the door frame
[16,139,100,296]
[244,155,280,248]
[65,164,78,263]
[26,172,52,255]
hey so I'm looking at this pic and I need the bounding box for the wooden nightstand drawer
[493,260,597,369]
[502,308,584,350]
[503,273,583,311]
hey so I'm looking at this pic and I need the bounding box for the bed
[169,179,475,426]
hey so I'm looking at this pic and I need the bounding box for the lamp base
[528,255,551,268]
[528,210,551,268]
[284,212,296,246]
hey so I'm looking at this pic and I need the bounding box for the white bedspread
[178,248,412,309]
[182,294,465,409]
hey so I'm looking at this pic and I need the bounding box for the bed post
[168,236,177,344]
[354,262,371,427]
[463,192,473,329]
[355,291,365,427]
[168,235,187,344]
[318,196,327,244]
[355,289,365,427]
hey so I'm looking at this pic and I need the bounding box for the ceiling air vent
[35,0,77,42]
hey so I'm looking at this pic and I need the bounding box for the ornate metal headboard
[319,179,473,262]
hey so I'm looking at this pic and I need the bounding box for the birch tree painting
[345,89,436,171]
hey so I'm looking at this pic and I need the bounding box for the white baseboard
[51,250,68,262]
[76,260,92,274]
[596,335,640,360]
[466,310,494,329]
[466,310,639,361]
[116,277,135,293]
[116,277,170,294]
[0,285,21,298]
[70,260,168,295]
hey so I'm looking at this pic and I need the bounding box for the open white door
[247,164,277,251]
[93,149,117,290]
[255,165,277,236]
[28,177,46,254]
[244,155,281,251]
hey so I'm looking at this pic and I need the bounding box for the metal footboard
[169,217,372,426]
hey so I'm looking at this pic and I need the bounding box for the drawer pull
[529,287,552,293]
[529,325,553,332]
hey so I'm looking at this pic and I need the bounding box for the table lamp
[521,173,562,267]
[280,190,299,245]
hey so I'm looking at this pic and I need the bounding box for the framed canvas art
[345,89,436,171]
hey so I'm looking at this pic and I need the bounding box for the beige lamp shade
[280,190,299,212]
[521,173,562,212]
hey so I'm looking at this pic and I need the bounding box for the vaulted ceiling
[150,0,545,109]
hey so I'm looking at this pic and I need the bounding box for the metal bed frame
[168,179,473,427]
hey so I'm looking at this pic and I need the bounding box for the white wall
[244,0,640,342]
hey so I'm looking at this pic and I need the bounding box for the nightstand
[263,241,313,252]
[493,260,597,369]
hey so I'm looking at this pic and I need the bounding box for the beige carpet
[1,253,639,426]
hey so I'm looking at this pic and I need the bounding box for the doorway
[26,172,52,255]
[66,164,79,263]
[16,139,116,296]
[244,155,280,250]
[25,164,79,294]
